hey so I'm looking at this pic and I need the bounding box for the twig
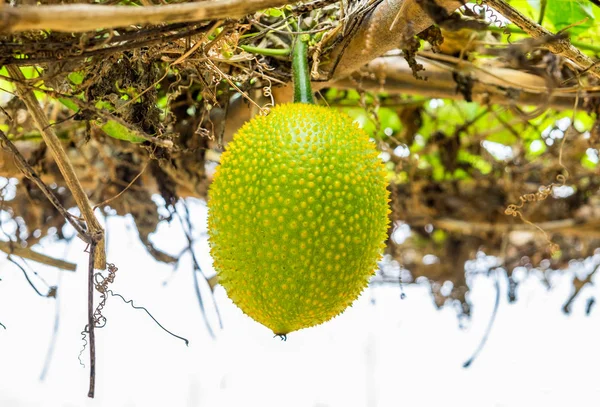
[0,129,90,243]
[6,256,45,297]
[486,24,600,54]
[86,240,97,398]
[93,162,149,210]
[463,268,501,368]
[586,297,596,316]
[562,264,598,314]
[484,0,600,79]
[176,203,222,336]
[0,321,5,329]
[0,0,298,33]
[190,252,219,335]
[292,0,339,13]
[0,240,77,271]
[40,270,64,381]
[6,65,105,268]
[183,203,223,330]
[330,56,587,110]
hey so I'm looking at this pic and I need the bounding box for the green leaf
[485,131,518,145]
[574,110,594,132]
[421,153,446,181]
[95,100,115,111]
[0,67,14,93]
[581,149,599,169]
[458,150,492,175]
[523,0,543,19]
[455,101,481,121]
[452,168,471,180]
[432,229,447,244]
[20,66,40,80]
[68,72,84,85]
[526,139,547,158]
[264,7,284,17]
[58,98,80,112]
[101,120,146,143]
[545,0,594,35]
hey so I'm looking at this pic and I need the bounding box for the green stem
[292,34,314,104]
[240,44,290,57]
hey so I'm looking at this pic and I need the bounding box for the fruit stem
[292,34,315,104]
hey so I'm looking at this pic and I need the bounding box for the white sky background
[1,199,599,407]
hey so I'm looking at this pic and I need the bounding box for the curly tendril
[505,174,567,255]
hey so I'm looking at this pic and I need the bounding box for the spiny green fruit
[208,103,390,335]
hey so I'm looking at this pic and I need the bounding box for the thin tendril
[78,327,89,368]
[106,290,189,346]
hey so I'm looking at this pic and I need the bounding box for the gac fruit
[208,103,390,335]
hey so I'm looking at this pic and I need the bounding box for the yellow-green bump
[208,103,390,335]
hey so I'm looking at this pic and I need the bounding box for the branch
[487,24,600,54]
[419,217,600,239]
[86,241,97,398]
[485,0,600,79]
[0,129,91,241]
[6,66,106,269]
[0,0,297,33]
[330,55,586,110]
[562,264,598,314]
[0,241,77,271]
